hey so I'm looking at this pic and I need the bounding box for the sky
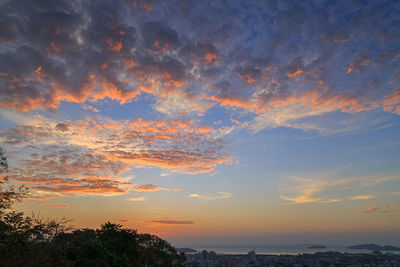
[0,0,400,247]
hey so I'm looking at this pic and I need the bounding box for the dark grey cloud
[55,123,71,131]
[140,21,180,50]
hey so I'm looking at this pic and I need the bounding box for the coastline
[185,245,400,255]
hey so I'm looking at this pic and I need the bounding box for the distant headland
[348,244,400,251]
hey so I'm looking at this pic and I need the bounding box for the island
[348,244,400,251]
[177,248,197,253]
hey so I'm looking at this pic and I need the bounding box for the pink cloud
[362,204,399,214]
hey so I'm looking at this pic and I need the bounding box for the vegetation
[0,148,186,266]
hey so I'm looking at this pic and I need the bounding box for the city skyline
[0,0,399,247]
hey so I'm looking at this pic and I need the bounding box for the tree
[0,147,28,213]
[0,147,7,172]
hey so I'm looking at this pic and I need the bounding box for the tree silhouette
[0,147,28,212]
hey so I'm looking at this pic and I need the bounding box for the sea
[187,245,400,255]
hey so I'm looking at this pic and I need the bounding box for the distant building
[306,259,322,267]
[201,250,209,261]
[247,250,257,264]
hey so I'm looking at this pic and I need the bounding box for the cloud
[0,115,233,175]
[280,195,321,204]
[131,184,161,192]
[28,194,63,200]
[0,0,398,128]
[140,22,180,52]
[319,199,342,203]
[128,196,145,202]
[362,204,400,214]
[27,201,68,208]
[1,133,182,197]
[4,145,133,195]
[130,184,179,192]
[1,0,400,202]
[55,123,71,132]
[188,191,232,200]
[280,173,398,204]
[362,206,379,214]
[143,220,195,225]
[249,89,397,134]
[349,195,376,200]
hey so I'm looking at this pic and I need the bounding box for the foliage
[0,148,28,213]
[0,148,186,266]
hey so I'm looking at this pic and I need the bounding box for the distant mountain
[308,245,327,249]
[177,248,197,253]
[348,244,400,251]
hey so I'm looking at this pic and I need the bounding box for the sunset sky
[1,0,400,246]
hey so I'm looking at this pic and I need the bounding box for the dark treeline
[0,148,186,266]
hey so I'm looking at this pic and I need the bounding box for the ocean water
[189,245,400,255]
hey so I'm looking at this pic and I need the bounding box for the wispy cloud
[128,197,145,202]
[319,199,342,203]
[28,201,69,208]
[130,184,179,192]
[362,204,399,214]
[28,194,63,200]
[349,194,376,200]
[143,220,195,225]
[280,173,397,204]
[188,191,232,200]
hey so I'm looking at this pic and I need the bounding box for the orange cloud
[382,89,400,114]
[81,104,99,113]
[49,41,62,53]
[28,201,68,208]
[152,40,171,53]
[109,149,231,174]
[91,78,140,104]
[188,43,220,67]
[131,184,178,192]
[28,195,62,200]
[0,69,142,112]
[349,195,375,200]
[1,115,232,178]
[347,55,371,74]
[204,52,220,66]
[237,73,256,83]
[106,37,123,52]
[132,0,153,12]
[209,94,264,113]
[9,174,130,195]
[287,69,304,78]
